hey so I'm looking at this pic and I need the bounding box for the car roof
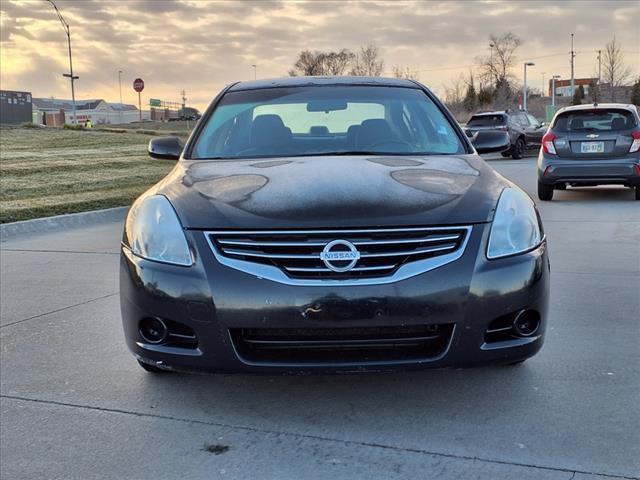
[227,76,420,92]
[471,111,509,116]
[556,103,638,115]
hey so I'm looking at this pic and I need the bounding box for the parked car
[466,110,546,159]
[537,103,640,201]
[121,76,549,374]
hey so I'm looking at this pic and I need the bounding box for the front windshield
[191,86,465,159]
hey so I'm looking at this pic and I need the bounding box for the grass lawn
[0,126,180,223]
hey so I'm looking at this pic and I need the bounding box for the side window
[514,113,529,127]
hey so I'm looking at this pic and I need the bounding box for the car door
[516,113,538,147]
[526,114,545,145]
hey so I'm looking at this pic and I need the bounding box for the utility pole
[551,75,561,107]
[596,49,602,103]
[46,0,78,125]
[541,72,546,97]
[118,70,123,124]
[251,64,257,80]
[181,90,188,128]
[570,33,576,98]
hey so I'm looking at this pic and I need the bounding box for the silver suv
[537,103,640,201]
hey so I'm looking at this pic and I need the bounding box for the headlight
[487,187,542,259]
[125,195,193,266]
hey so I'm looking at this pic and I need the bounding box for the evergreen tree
[572,86,582,105]
[463,73,477,112]
[477,88,492,107]
[631,77,640,106]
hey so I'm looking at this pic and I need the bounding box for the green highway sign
[149,98,161,107]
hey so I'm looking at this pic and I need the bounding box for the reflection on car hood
[155,154,508,229]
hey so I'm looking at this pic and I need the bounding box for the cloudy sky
[1,0,638,110]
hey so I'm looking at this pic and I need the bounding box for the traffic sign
[149,98,161,107]
[133,78,145,93]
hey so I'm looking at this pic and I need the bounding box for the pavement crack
[1,394,637,480]
[0,292,119,329]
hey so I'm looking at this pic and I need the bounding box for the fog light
[512,310,540,337]
[139,317,169,344]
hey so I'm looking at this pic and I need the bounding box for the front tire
[538,181,554,201]
[511,138,525,159]
[635,186,640,201]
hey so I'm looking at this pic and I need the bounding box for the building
[31,97,148,125]
[108,103,143,123]
[548,78,597,97]
[0,90,33,124]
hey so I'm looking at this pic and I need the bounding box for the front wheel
[511,138,525,159]
[538,181,554,201]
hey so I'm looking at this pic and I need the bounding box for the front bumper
[538,153,640,186]
[120,224,550,373]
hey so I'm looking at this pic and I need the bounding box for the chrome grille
[205,226,472,285]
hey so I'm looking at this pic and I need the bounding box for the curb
[1,206,129,240]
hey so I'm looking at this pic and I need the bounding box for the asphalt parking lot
[1,155,639,480]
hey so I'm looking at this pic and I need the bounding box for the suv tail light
[542,131,557,155]
[630,131,640,153]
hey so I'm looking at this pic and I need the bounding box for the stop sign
[133,78,145,92]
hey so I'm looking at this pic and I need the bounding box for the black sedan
[120,76,549,374]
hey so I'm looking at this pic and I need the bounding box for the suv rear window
[553,109,636,132]
[467,114,506,127]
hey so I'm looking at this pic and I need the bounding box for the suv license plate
[581,141,604,153]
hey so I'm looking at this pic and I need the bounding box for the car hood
[154,154,508,229]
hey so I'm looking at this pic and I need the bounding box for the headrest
[251,114,291,148]
[309,125,329,135]
[357,119,393,147]
[570,118,584,129]
[611,117,626,130]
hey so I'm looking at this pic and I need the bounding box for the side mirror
[148,136,183,160]
[471,130,511,154]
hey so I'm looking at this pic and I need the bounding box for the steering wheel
[367,139,413,150]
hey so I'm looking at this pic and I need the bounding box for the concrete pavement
[1,157,639,479]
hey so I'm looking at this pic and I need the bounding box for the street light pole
[251,64,257,80]
[523,62,535,112]
[489,42,495,86]
[118,70,123,124]
[46,0,78,125]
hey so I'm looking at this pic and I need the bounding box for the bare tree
[442,74,466,106]
[289,49,355,76]
[392,65,420,81]
[350,43,384,76]
[289,50,326,76]
[602,36,632,101]
[476,32,522,89]
[323,49,355,75]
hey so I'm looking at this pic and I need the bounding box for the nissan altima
[120,76,549,374]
